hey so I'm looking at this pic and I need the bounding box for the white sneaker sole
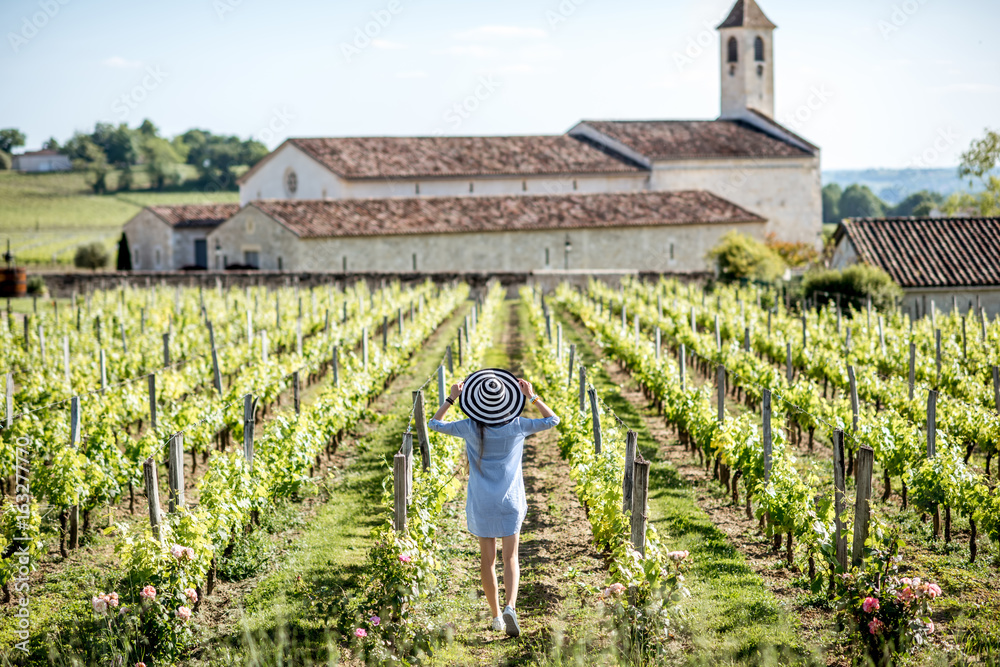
[502,609,520,637]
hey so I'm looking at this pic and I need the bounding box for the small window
[284,169,298,196]
[246,219,255,234]
[244,250,260,268]
[277,256,283,271]
[572,180,578,191]
[412,253,417,271]
[415,183,420,195]
[469,182,474,193]
[522,180,527,192]
[545,248,550,268]
[133,247,140,266]
[754,36,765,62]
[727,36,738,63]
[669,243,675,261]
[154,247,161,269]
[321,187,327,199]
[342,256,347,272]
[757,64,764,77]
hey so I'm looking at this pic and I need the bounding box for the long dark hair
[473,419,487,473]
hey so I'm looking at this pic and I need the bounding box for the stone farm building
[124,0,823,274]
[831,216,1000,318]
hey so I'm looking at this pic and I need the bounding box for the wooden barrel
[0,268,27,297]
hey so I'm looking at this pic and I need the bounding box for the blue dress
[428,415,560,538]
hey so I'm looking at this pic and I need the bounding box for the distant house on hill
[831,216,1000,317]
[123,204,240,270]
[12,150,71,172]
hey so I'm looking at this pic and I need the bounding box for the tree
[707,231,786,283]
[177,129,268,190]
[140,135,184,190]
[838,184,885,219]
[802,264,902,311]
[42,137,60,151]
[888,190,943,217]
[74,242,110,271]
[0,129,26,154]
[116,233,132,271]
[92,122,136,166]
[77,140,110,194]
[822,183,842,223]
[944,128,1000,217]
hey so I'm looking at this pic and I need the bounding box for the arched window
[754,36,765,62]
[727,37,738,63]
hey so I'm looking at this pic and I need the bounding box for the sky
[1,0,998,170]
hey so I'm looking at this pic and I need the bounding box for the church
[124,0,821,275]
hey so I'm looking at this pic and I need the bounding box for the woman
[428,368,559,638]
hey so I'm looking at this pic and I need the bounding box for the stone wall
[123,210,172,270]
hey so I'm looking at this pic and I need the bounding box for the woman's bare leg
[501,533,520,608]
[478,537,500,618]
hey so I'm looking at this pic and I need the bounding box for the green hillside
[0,169,238,267]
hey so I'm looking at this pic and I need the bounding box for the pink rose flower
[140,586,156,601]
[92,596,108,615]
[897,587,915,602]
[862,597,880,613]
[609,583,626,595]
[175,606,192,622]
[107,592,119,608]
[370,615,380,626]
[926,583,942,598]
[399,555,412,563]
[926,620,935,634]
[136,663,147,667]
[868,618,885,635]
[355,628,368,638]
[184,588,198,603]
[667,551,690,561]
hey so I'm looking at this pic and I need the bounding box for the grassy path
[424,298,611,666]
[552,304,826,667]
[188,301,472,666]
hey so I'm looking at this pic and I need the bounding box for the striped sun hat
[460,368,526,426]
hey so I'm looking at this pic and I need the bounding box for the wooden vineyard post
[446,344,453,375]
[331,345,339,387]
[120,322,127,355]
[679,344,686,391]
[589,388,602,454]
[579,365,586,413]
[567,344,576,388]
[412,391,431,471]
[69,396,80,549]
[622,430,637,513]
[293,370,301,416]
[208,321,222,395]
[833,430,848,571]
[393,452,407,532]
[690,306,696,333]
[848,366,859,433]
[382,316,388,350]
[168,433,185,512]
[148,373,157,431]
[400,432,413,504]
[962,315,968,359]
[715,315,721,350]
[786,342,793,384]
[927,390,937,458]
[630,455,650,556]
[457,330,463,368]
[717,365,726,423]
[878,316,886,355]
[99,349,107,394]
[851,446,875,567]
[162,332,171,366]
[437,365,446,408]
[362,328,369,368]
[297,319,304,356]
[993,366,1000,418]
[655,327,661,361]
[908,342,916,400]
[801,313,808,350]
[5,372,12,428]
[243,394,257,468]
[762,389,772,483]
[744,326,750,353]
[143,456,163,542]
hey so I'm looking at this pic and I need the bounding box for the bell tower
[717,0,776,119]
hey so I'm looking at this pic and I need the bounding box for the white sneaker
[490,616,504,632]
[502,604,520,637]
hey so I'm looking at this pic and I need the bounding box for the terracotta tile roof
[284,135,643,180]
[841,217,1000,288]
[249,190,765,239]
[575,120,811,160]
[717,0,777,29]
[148,204,240,228]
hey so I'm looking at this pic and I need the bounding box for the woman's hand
[517,379,534,398]
[449,382,463,400]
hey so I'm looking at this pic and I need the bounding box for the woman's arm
[431,382,463,421]
[518,379,555,419]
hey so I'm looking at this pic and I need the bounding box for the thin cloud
[453,25,547,41]
[396,70,428,79]
[102,56,143,69]
[434,45,499,59]
[372,39,406,50]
